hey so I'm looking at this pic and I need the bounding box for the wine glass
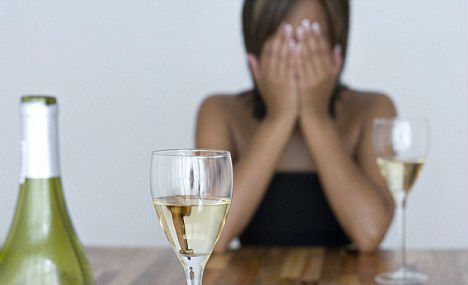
[150,149,233,285]
[373,118,430,284]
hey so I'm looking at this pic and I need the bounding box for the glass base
[375,267,428,284]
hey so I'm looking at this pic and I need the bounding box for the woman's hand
[248,23,299,122]
[294,20,343,117]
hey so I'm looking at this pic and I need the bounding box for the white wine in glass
[150,150,233,285]
[373,118,430,285]
[153,196,230,258]
[376,157,425,196]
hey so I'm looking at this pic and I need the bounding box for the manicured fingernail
[335,44,342,55]
[296,26,305,40]
[284,23,292,37]
[301,19,311,29]
[311,22,321,34]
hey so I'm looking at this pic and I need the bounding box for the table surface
[87,247,468,285]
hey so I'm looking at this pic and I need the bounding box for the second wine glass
[373,118,430,285]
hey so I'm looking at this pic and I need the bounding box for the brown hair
[242,0,350,119]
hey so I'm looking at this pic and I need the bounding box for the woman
[196,0,395,253]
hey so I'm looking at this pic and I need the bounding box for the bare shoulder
[199,93,243,111]
[341,88,397,118]
[198,92,252,121]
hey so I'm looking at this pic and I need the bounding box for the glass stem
[180,255,207,285]
[183,264,204,285]
[396,192,407,270]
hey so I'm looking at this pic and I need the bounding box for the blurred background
[0,0,466,249]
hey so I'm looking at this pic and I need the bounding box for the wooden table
[87,247,468,284]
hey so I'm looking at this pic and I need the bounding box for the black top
[239,172,350,246]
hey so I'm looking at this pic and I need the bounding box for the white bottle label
[22,102,60,179]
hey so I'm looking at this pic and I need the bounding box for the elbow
[213,222,242,254]
[213,236,231,254]
[213,243,228,254]
[356,238,379,253]
[354,228,384,253]
[354,200,394,253]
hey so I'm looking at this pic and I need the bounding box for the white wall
[0,0,466,249]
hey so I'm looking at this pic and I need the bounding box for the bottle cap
[20,95,58,116]
[21,95,57,105]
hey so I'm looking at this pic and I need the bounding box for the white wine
[153,196,230,258]
[376,157,424,195]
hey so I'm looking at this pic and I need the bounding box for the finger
[297,25,317,79]
[278,23,293,79]
[290,43,301,82]
[247,53,261,84]
[332,44,343,76]
[260,24,283,76]
[260,33,276,74]
[311,22,333,73]
[287,41,297,82]
[304,23,324,77]
[295,42,311,87]
[269,25,284,76]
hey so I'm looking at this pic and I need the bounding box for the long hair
[242,0,350,119]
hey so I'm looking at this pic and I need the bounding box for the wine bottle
[0,96,93,284]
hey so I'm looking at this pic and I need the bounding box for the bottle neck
[20,103,61,182]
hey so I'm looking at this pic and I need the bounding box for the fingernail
[335,44,342,55]
[296,26,305,40]
[284,23,292,37]
[301,19,311,29]
[311,22,321,34]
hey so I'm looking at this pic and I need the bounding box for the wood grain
[86,247,468,285]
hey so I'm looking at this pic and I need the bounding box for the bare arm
[196,23,298,252]
[299,98,395,252]
[294,22,394,252]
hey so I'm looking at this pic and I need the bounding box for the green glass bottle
[0,96,94,284]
